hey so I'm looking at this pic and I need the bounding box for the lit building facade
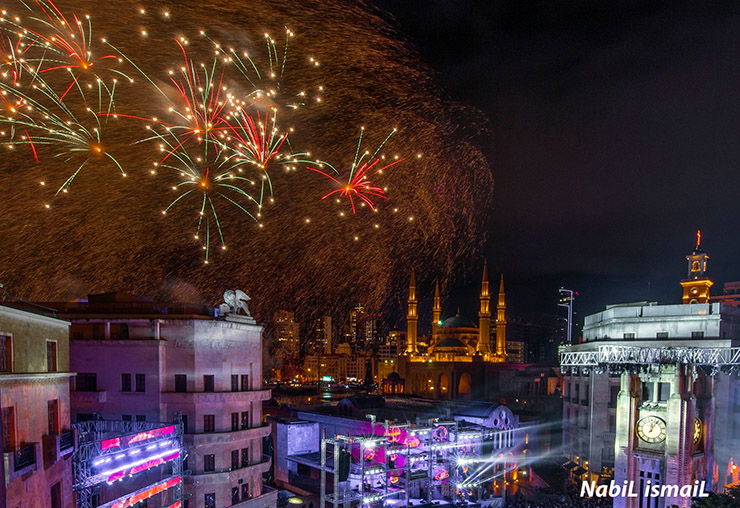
[0,303,75,508]
[273,310,300,359]
[47,293,275,508]
[398,265,516,400]
[561,238,740,508]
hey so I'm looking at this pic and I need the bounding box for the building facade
[398,266,514,400]
[49,292,275,508]
[0,303,75,508]
[561,238,740,508]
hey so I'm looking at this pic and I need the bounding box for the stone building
[45,292,276,508]
[561,235,740,508]
[0,302,75,508]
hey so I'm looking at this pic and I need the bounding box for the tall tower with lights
[405,270,419,355]
[495,275,507,359]
[680,230,714,304]
[432,281,442,335]
[476,263,492,356]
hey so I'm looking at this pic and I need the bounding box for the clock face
[636,416,667,443]
[693,418,703,445]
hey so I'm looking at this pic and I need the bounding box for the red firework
[308,155,403,213]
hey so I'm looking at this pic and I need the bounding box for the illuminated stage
[72,419,184,508]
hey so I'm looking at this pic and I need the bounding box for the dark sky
[371,0,740,324]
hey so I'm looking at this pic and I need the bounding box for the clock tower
[680,230,714,304]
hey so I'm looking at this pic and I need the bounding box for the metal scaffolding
[560,345,740,369]
[73,418,183,508]
[319,418,492,508]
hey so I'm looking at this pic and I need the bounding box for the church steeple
[496,274,507,358]
[680,230,713,304]
[476,262,492,355]
[405,270,419,354]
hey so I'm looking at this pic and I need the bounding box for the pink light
[106,451,180,482]
[101,425,175,451]
[111,476,181,508]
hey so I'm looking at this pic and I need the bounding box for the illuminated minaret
[476,262,492,355]
[432,281,442,339]
[405,270,418,355]
[495,274,507,358]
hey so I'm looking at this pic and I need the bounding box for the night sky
[3,0,740,332]
[372,0,740,324]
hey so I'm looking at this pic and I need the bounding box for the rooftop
[35,292,216,320]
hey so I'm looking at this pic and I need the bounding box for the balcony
[4,442,40,483]
[43,430,76,467]
[185,455,272,485]
[161,389,271,405]
[184,423,270,446]
[232,485,278,508]
[70,389,107,404]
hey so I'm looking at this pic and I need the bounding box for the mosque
[397,263,527,400]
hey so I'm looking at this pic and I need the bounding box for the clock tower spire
[680,230,714,304]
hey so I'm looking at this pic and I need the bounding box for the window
[204,454,215,472]
[50,481,62,508]
[241,484,250,500]
[48,399,59,434]
[231,449,239,469]
[204,493,215,508]
[241,375,249,391]
[46,341,58,372]
[231,375,239,392]
[609,414,616,433]
[136,415,146,422]
[76,413,94,423]
[658,383,671,401]
[135,374,146,392]
[623,333,635,340]
[241,411,249,430]
[692,331,705,339]
[122,414,132,421]
[231,412,239,431]
[111,323,129,340]
[609,385,619,407]
[657,332,669,339]
[204,414,215,433]
[121,373,131,392]
[175,374,187,393]
[642,382,655,402]
[181,414,188,434]
[204,375,214,392]
[232,487,239,504]
[2,406,15,451]
[0,335,12,372]
[76,373,97,391]
[241,447,249,467]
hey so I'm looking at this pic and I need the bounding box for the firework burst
[0,0,130,100]
[156,132,265,262]
[309,127,404,213]
[0,63,125,196]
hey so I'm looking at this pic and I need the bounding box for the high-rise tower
[495,275,507,358]
[405,270,419,355]
[476,262,492,355]
[680,230,714,304]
